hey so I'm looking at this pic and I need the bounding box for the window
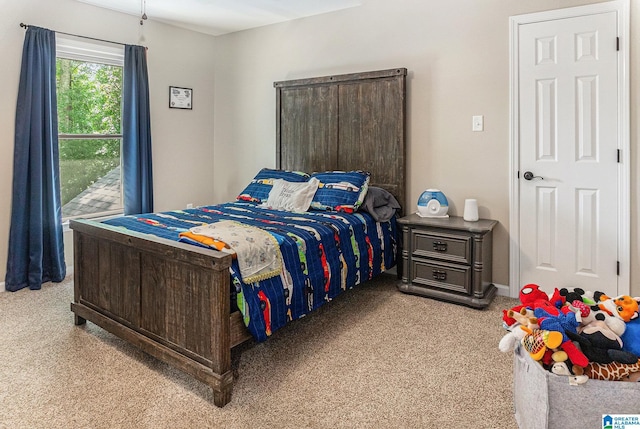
[56,36,124,220]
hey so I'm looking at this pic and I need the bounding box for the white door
[517,11,620,296]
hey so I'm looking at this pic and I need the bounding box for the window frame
[56,35,125,222]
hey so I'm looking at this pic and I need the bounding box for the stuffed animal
[499,329,523,353]
[551,360,589,385]
[568,291,627,337]
[520,284,564,310]
[519,284,549,306]
[520,326,563,361]
[584,359,640,381]
[502,305,529,330]
[546,347,589,384]
[498,292,544,353]
[597,295,640,322]
[559,287,596,306]
[508,307,538,328]
[499,308,539,353]
[567,299,591,323]
[566,320,638,364]
[534,306,589,368]
[621,317,640,356]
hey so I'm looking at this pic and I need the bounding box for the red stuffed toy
[503,284,551,328]
[520,283,565,310]
[519,284,588,367]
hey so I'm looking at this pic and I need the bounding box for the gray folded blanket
[359,186,401,222]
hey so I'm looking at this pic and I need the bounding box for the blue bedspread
[103,202,397,342]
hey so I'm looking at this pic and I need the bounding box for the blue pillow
[309,170,370,213]
[237,168,310,204]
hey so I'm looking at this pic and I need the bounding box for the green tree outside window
[56,58,123,213]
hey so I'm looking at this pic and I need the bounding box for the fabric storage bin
[513,344,640,429]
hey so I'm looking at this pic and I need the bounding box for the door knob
[523,171,543,181]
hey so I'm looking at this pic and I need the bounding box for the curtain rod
[19,23,147,49]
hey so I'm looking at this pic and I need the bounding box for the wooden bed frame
[70,67,406,407]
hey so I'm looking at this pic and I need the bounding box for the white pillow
[261,177,319,213]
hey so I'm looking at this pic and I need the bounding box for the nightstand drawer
[398,215,497,308]
[411,230,471,264]
[410,260,471,295]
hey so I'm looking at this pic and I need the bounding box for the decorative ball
[417,189,449,217]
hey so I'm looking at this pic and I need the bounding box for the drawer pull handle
[433,241,448,252]
[432,269,447,281]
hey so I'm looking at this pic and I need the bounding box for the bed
[70,67,407,407]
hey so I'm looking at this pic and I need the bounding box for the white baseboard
[495,283,512,297]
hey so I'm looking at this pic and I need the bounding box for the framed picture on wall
[169,86,192,109]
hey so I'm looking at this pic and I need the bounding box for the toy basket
[513,344,640,429]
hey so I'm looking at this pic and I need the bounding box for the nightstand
[397,214,498,309]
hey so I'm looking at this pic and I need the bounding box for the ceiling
[75,0,363,36]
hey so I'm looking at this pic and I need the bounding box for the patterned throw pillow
[309,170,370,213]
[261,177,320,213]
[237,168,310,204]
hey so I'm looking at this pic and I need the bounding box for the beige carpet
[0,274,519,429]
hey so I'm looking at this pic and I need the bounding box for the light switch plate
[472,115,484,132]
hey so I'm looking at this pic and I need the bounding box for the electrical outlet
[472,115,484,132]
[186,203,193,209]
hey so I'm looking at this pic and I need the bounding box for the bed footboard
[70,219,252,407]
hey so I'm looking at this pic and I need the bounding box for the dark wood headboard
[274,68,407,211]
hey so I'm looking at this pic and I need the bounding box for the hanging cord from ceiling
[140,0,148,25]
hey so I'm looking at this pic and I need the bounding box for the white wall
[212,0,640,291]
[1,0,638,294]
[0,0,217,284]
